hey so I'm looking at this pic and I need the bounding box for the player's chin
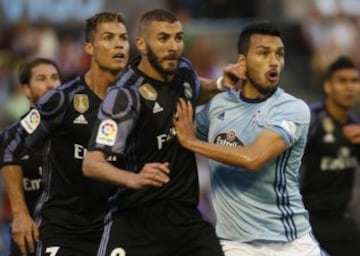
[164,64,178,74]
[110,63,127,72]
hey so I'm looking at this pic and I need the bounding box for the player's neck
[241,83,270,100]
[138,57,174,82]
[325,99,349,124]
[85,66,122,99]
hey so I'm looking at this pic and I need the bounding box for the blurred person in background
[0,11,129,256]
[0,51,14,129]
[301,56,360,256]
[0,58,61,256]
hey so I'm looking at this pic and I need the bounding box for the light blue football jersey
[196,88,312,243]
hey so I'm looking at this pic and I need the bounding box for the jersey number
[110,248,126,256]
[45,246,60,256]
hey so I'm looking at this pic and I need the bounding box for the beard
[247,71,278,96]
[146,44,179,79]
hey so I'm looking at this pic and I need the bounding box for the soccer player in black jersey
[0,12,129,256]
[300,56,360,255]
[83,9,235,256]
[0,58,61,256]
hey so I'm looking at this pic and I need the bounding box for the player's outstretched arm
[2,165,39,256]
[174,98,287,171]
[83,151,170,189]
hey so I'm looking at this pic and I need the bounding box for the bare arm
[174,99,287,171]
[198,63,245,105]
[2,165,39,256]
[83,151,170,189]
[197,77,219,105]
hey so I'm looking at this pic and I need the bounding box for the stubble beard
[247,72,278,96]
[146,44,178,81]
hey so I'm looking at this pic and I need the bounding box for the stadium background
[1,0,360,254]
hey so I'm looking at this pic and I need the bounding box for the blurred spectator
[185,35,224,78]
[32,21,59,60]
[10,20,38,60]
[167,0,259,19]
[57,34,84,80]
[280,0,314,22]
[0,51,15,129]
[301,0,359,88]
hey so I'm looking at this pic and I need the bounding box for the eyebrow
[256,46,284,51]
[157,31,184,36]
[101,31,128,36]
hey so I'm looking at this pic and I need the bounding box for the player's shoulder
[36,76,82,114]
[306,101,328,122]
[276,89,308,109]
[273,88,310,120]
[207,91,230,109]
[177,57,196,75]
[308,102,324,114]
[112,65,143,92]
[178,57,194,69]
[101,72,141,117]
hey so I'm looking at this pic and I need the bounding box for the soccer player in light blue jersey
[174,21,326,256]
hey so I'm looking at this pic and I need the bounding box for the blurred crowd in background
[1,0,360,254]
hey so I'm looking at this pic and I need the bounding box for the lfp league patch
[96,119,118,146]
[20,109,41,134]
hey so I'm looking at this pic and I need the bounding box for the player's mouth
[164,53,180,61]
[266,70,279,83]
[113,53,126,61]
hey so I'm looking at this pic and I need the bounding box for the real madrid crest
[322,117,335,143]
[74,94,89,113]
[139,83,158,101]
[183,81,193,99]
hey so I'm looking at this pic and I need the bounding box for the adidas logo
[21,154,30,160]
[73,114,88,124]
[217,112,225,120]
[152,102,164,113]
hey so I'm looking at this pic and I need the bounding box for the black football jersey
[301,102,360,217]
[88,57,201,218]
[1,76,115,240]
[0,121,42,217]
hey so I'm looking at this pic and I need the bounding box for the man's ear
[135,37,146,55]
[84,42,94,56]
[324,81,331,95]
[237,54,247,73]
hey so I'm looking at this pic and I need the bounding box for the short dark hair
[324,56,357,80]
[19,58,61,85]
[237,21,282,54]
[85,11,126,42]
[139,9,178,34]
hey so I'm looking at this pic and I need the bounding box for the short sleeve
[260,100,310,147]
[87,87,140,156]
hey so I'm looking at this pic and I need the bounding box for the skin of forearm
[186,139,263,171]
[2,165,30,215]
[198,77,219,105]
[83,151,134,187]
